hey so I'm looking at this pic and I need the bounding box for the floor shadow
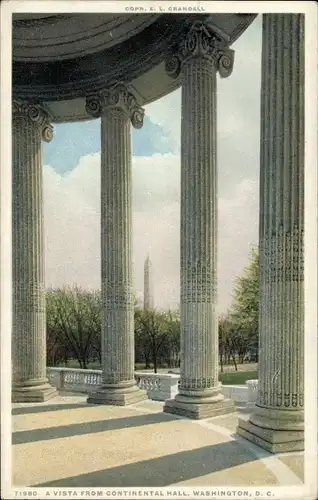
[34,440,257,487]
[12,403,89,415]
[12,411,177,445]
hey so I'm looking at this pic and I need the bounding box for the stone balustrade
[221,385,249,403]
[46,367,259,404]
[134,372,180,401]
[245,379,259,403]
[47,367,102,393]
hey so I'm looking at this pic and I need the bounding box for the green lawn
[219,371,258,385]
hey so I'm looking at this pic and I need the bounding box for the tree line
[46,247,259,372]
[46,287,181,372]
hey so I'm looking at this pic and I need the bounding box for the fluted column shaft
[179,57,219,396]
[257,14,304,413]
[164,22,236,418]
[86,84,147,405]
[100,108,134,387]
[12,101,57,402]
[238,14,305,453]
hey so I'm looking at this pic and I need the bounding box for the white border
[4,0,318,14]
[1,2,317,500]
[0,2,13,499]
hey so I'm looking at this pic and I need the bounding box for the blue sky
[44,116,174,174]
[43,15,262,312]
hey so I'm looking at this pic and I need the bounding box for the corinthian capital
[12,100,54,142]
[85,83,144,129]
[165,22,235,79]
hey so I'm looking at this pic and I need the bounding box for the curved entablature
[13,14,162,62]
[12,14,199,101]
[12,13,257,123]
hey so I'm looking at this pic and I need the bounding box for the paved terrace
[12,396,303,488]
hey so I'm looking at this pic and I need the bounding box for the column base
[12,381,58,403]
[164,392,235,420]
[87,383,147,406]
[237,406,304,453]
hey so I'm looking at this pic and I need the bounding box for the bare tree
[134,309,152,369]
[46,286,101,369]
[134,308,168,373]
[162,310,180,368]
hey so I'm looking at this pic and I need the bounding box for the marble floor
[11,396,304,488]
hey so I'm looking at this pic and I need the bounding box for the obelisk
[144,255,154,310]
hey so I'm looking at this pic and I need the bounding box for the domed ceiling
[12,13,257,122]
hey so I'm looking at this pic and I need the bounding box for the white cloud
[44,153,258,312]
[145,90,181,154]
[44,16,262,313]
[145,16,262,194]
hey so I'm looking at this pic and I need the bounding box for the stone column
[163,22,236,419]
[86,84,147,405]
[238,14,305,452]
[12,100,57,402]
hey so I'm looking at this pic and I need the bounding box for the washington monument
[143,255,154,310]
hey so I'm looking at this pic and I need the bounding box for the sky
[43,15,262,313]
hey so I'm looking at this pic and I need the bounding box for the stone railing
[134,372,180,401]
[47,367,102,393]
[47,367,258,404]
[245,379,259,403]
[47,367,179,401]
[221,380,258,404]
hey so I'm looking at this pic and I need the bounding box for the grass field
[219,371,258,385]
